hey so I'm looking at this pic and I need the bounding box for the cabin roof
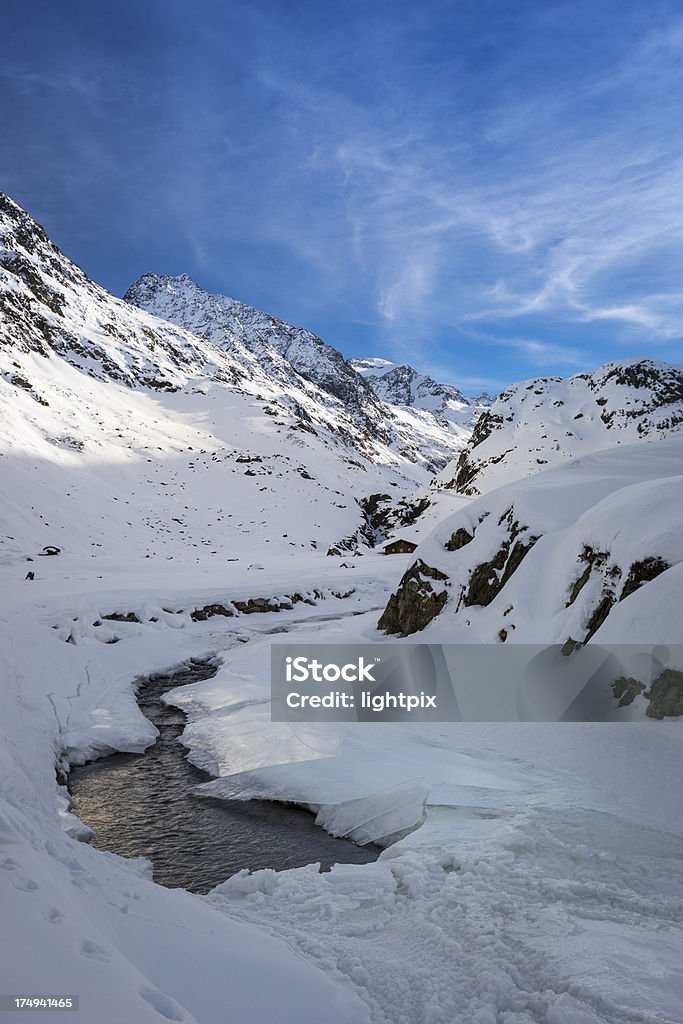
[383,538,418,553]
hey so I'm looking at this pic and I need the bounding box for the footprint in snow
[13,876,39,892]
[46,907,65,924]
[138,986,186,1021]
[81,939,111,962]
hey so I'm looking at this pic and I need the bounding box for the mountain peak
[124,272,396,440]
[0,194,245,389]
[350,354,486,431]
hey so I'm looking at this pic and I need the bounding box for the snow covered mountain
[0,194,246,391]
[439,359,683,495]
[124,275,473,471]
[350,356,491,434]
[125,273,388,439]
[0,192,476,565]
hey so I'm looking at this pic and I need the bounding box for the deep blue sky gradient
[3,0,683,391]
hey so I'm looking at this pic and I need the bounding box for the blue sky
[3,0,683,392]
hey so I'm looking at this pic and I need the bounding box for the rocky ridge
[440,359,683,495]
[0,194,244,392]
[350,356,491,434]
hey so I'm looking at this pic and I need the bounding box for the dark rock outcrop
[190,603,235,622]
[583,595,615,642]
[645,669,683,719]
[620,557,669,601]
[611,677,646,708]
[463,517,537,608]
[445,527,473,551]
[378,559,449,635]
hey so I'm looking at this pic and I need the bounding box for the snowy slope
[125,273,387,436]
[438,359,683,495]
[380,434,683,671]
[125,274,470,470]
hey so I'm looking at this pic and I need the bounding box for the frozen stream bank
[68,658,378,893]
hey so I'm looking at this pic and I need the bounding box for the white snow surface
[3,548,682,1024]
[0,192,682,1024]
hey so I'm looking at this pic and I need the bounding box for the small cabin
[383,538,418,556]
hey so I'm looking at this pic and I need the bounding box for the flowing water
[68,658,378,894]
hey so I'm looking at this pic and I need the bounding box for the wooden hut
[383,538,418,555]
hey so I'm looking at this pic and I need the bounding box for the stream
[68,658,379,894]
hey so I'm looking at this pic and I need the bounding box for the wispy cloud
[251,10,683,360]
[5,1,683,386]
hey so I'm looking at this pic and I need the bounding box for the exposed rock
[566,563,592,606]
[566,547,611,606]
[102,611,141,623]
[378,559,449,635]
[463,518,537,608]
[645,668,683,719]
[190,603,234,622]
[232,598,273,614]
[611,677,646,708]
[445,527,473,551]
[583,595,615,641]
[620,556,670,601]
[290,419,318,435]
